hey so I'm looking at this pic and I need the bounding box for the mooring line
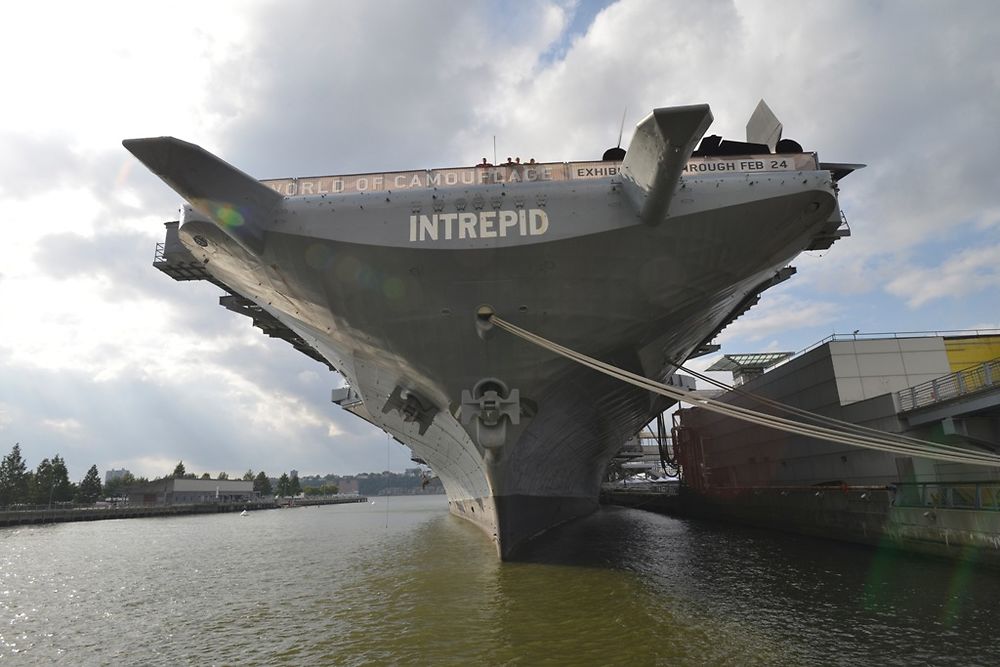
[670,359,968,452]
[489,314,1000,467]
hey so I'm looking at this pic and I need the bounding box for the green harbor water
[1,495,997,665]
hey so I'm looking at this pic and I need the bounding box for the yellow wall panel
[944,335,1000,371]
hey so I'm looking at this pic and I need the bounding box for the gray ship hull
[173,180,837,557]
[127,104,849,558]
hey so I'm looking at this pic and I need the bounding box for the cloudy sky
[1,0,997,482]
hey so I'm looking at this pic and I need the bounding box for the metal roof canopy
[706,352,793,373]
[707,352,793,386]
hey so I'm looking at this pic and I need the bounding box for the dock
[600,481,681,514]
[278,495,369,508]
[0,500,278,527]
[0,495,370,528]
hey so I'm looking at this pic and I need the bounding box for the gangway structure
[897,356,1000,448]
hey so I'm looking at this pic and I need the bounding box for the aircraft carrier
[126,101,857,558]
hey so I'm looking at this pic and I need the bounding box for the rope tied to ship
[487,314,1000,468]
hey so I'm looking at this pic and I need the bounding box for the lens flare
[942,545,979,626]
[305,243,335,270]
[355,264,377,290]
[382,277,405,300]
[215,204,245,228]
[335,255,362,284]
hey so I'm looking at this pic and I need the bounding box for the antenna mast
[617,106,628,148]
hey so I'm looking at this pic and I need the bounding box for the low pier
[600,481,681,514]
[279,495,368,508]
[0,495,373,527]
[0,500,278,527]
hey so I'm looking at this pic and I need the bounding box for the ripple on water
[1,498,998,665]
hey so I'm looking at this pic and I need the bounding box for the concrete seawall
[602,485,1000,567]
[0,496,368,528]
[0,501,277,527]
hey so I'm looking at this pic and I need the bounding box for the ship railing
[153,241,166,264]
[896,356,1000,412]
[892,481,1000,511]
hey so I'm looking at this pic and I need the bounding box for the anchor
[460,378,521,450]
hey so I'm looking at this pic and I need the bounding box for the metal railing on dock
[893,481,1000,511]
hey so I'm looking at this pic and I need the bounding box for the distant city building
[127,478,256,505]
[404,468,421,477]
[290,469,298,479]
[105,468,131,484]
[337,478,359,495]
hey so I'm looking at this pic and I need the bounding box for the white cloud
[2,0,999,479]
[297,370,321,385]
[0,1,257,153]
[716,293,840,344]
[41,417,85,437]
[885,243,1000,308]
[131,455,188,480]
[0,402,14,430]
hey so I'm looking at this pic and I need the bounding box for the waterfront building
[673,332,1000,562]
[678,333,1000,488]
[127,478,256,505]
[337,478,360,495]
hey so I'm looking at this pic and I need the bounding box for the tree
[172,461,186,478]
[76,465,103,504]
[0,443,29,506]
[253,471,272,496]
[290,473,301,497]
[200,472,211,480]
[276,472,291,497]
[30,458,53,505]
[217,472,229,480]
[304,484,338,496]
[104,471,135,499]
[50,455,74,503]
[242,469,254,481]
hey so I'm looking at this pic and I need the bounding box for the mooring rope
[670,359,988,454]
[489,314,1000,467]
